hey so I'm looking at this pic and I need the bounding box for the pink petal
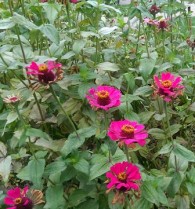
[4,197,14,205]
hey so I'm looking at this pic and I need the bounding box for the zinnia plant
[108,120,148,146]
[153,72,184,102]
[106,161,141,192]
[86,85,121,111]
[26,61,63,85]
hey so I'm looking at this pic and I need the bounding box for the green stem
[162,30,165,60]
[124,144,130,162]
[164,101,178,171]
[15,105,26,126]
[141,17,150,58]
[49,84,79,138]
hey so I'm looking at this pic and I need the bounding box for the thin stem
[15,105,26,126]
[141,17,150,58]
[164,101,178,171]
[162,30,166,60]
[49,84,79,138]
[124,144,130,162]
[33,92,45,122]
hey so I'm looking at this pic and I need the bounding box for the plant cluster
[0,0,195,209]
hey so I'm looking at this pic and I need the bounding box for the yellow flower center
[39,64,48,72]
[117,172,127,181]
[96,90,110,99]
[14,198,22,205]
[121,125,135,134]
[161,80,172,88]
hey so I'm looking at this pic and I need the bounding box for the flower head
[153,72,184,102]
[3,95,21,104]
[4,186,44,209]
[143,18,158,26]
[70,0,78,3]
[26,61,63,85]
[186,38,195,50]
[149,4,160,15]
[158,19,169,30]
[106,161,141,192]
[86,85,121,111]
[108,120,148,146]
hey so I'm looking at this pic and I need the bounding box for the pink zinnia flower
[153,72,184,102]
[26,60,63,85]
[108,120,148,146]
[143,18,158,26]
[4,186,33,209]
[106,161,141,191]
[86,85,121,111]
[3,95,21,104]
[4,186,44,209]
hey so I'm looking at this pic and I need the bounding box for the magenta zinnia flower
[26,60,63,85]
[106,161,141,192]
[108,120,148,146]
[4,186,33,209]
[4,186,44,209]
[153,72,184,102]
[86,85,121,111]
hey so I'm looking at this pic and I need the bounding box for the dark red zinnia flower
[149,4,160,15]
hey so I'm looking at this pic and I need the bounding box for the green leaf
[0,156,11,183]
[148,128,166,140]
[97,62,120,72]
[26,128,51,140]
[175,195,190,209]
[0,17,15,29]
[29,159,45,188]
[61,127,96,157]
[68,190,88,207]
[89,148,126,180]
[61,51,76,60]
[78,83,94,99]
[169,124,182,136]
[73,158,89,175]
[61,165,76,182]
[142,181,159,206]
[124,73,135,91]
[134,86,153,96]
[42,3,61,24]
[77,199,98,209]
[12,13,38,30]
[39,24,59,44]
[133,197,152,209]
[72,40,86,54]
[173,143,195,162]
[166,172,184,198]
[44,185,66,209]
[6,111,18,125]
[139,111,155,124]
[158,143,172,155]
[98,26,118,35]
[139,58,156,81]
[44,160,67,176]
